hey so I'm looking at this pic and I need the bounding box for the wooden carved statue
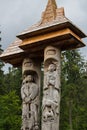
[21,74,39,130]
[42,46,61,130]
[21,58,40,130]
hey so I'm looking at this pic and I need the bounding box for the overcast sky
[0,0,87,63]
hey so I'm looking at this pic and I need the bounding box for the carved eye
[22,82,25,85]
[26,81,28,83]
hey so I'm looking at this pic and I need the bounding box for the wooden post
[42,46,61,130]
[21,58,41,130]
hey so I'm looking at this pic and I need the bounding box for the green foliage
[3,67,22,96]
[60,50,87,130]
[0,66,22,130]
[0,44,5,95]
[0,91,21,130]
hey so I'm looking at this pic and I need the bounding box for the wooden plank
[20,28,82,48]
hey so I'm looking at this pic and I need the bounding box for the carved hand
[24,97,31,103]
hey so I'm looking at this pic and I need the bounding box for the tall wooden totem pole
[0,0,86,130]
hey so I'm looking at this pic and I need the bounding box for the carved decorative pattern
[21,58,40,130]
[42,46,61,130]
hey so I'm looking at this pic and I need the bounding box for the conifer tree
[0,31,22,129]
[0,67,22,130]
[60,50,87,130]
[0,32,5,95]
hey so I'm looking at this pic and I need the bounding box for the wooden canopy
[0,0,86,66]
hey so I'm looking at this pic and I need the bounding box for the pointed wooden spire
[41,0,57,24]
[41,0,65,24]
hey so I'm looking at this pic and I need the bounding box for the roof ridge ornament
[41,0,65,24]
[41,0,57,24]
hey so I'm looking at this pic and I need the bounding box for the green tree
[60,50,87,130]
[0,67,22,130]
[0,35,5,95]
[4,67,22,96]
[0,91,21,130]
[0,31,22,130]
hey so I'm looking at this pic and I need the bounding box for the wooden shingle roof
[0,0,86,66]
[0,38,24,66]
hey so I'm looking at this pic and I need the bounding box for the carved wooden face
[27,75,33,82]
[48,63,56,72]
